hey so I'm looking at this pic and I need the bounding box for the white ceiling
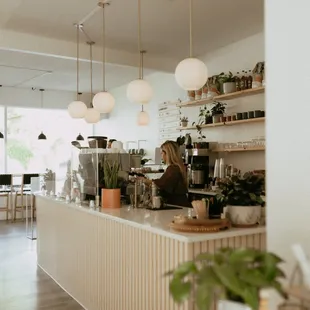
[0,49,156,92]
[0,0,264,92]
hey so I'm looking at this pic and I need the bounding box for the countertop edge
[36,195,266,243]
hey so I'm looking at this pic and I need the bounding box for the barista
[142,140,191,208]
[107,139,116,148]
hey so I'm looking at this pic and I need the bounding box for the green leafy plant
[218,71,236,83]
[217,172,265,206]
[44,169,55,182]
[167,247,287,310]
[103,161,120,189]
[211,101,226,116]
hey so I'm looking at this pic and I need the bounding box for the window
[5,107,93,191]
[0,106,4,173]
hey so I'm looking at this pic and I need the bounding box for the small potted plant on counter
[218,71,237,94]
[211,101,226,123]
[102,160,121,208]
[217,172,265,226]
[180,116,188,127]
[167,247,287,310]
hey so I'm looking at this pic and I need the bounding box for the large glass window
[0,106,4,173]
[6,107,93,180]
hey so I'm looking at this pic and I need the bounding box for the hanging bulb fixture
[126,0,153,104]
[93,3,115,114]
[137,105,149,126]
[76,133,84,141]
[175,0,208,91]
[84,41,100,124]
[38,89,47,140]
[68,24,87,118]
[38,132,47,140]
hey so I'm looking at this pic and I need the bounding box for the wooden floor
[0,222,84,310]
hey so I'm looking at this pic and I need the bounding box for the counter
[36,195,266,310]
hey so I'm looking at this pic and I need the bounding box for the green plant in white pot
[218,71,237,94]
[211,101,226,123]
[217,172,264,226]
[167,247,287,310]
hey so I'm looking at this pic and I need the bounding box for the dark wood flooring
[0,222,84,310]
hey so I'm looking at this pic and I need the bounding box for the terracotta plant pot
[101,188,121,209]
[181,121,188,127]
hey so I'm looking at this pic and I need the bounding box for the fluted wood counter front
[36,196,266,310]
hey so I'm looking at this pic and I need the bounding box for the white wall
[266,0,310,307]
[181,32,265,172]
[94,72,185,160]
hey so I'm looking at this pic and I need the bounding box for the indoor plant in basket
[218,71,237,94]
[211,101,226,123]
[102,160,121,208]
[167,247,287,310]
[217,172,264,226]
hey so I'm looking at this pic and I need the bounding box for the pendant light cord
[89,42,94,105]
[138,0,142,79]
[40,89,44,109]
[76,24,80,100]
[102,5,106,91]
[189,0,193,58]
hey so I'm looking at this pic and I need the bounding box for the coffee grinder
[185,149,210,189]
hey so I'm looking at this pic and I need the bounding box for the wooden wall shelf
[214,146,265,153]
[178,117,265,131]
[177,87,265,108]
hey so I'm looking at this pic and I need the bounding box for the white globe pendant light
[84,108,101,124]
[175,58,208,91]
[68,24,87,118]
[126,0,153,104]
[175,0,208,91]
[93,91,115,113]
[127,78,153,105]
[137,105,149,126]
[68,101,87,118]
[93,3,116,114]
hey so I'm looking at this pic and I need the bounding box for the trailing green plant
[167,247,287,310]
[103,161,120,189]
[217,172,265,206]
[211,101,226,116]
[218,71,236,83]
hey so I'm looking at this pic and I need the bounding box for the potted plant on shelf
[102,160,121,208]
[218,71,237,94]
[217,172,265,226]
[167,247,287,310]
[211,101,226,123]
[180,116,189,127]
[43,168,56,194]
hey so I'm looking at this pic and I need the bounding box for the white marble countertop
[36,195,266,243]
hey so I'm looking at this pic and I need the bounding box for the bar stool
[14,174,39,221]
[0,174,13,221]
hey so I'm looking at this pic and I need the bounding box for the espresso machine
[185,149,210,189]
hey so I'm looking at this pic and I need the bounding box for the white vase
[223,82,236,94]
[227,205,261,225]
[218,300,251,310]
[212,114,222,123]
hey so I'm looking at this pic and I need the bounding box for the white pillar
[266,0,310,305]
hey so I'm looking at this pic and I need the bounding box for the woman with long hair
[143,140,191,207]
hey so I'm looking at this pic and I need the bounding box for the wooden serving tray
[169,218,230,233]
